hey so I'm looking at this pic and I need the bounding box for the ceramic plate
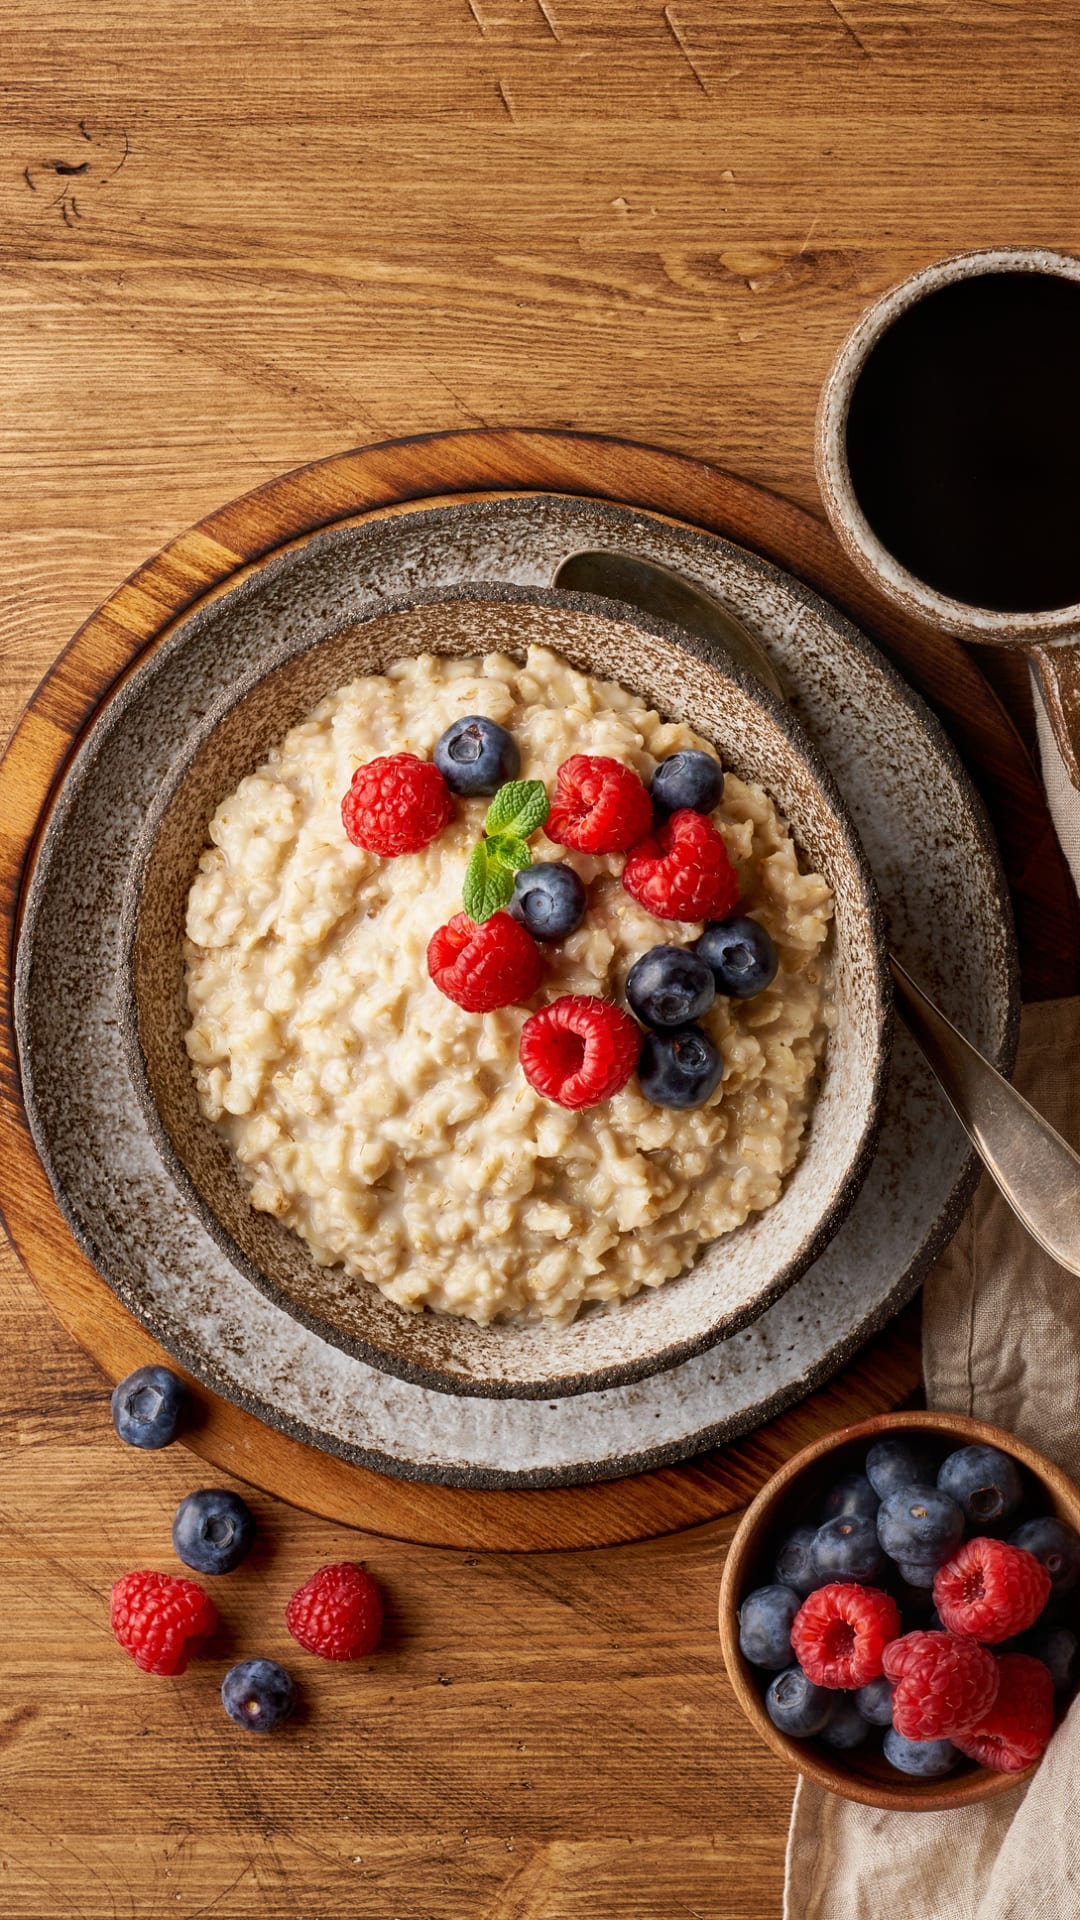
[13,495,1018,1487]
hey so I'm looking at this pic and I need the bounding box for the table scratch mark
[536,0,561,40]
[496,76,518,121]
[827,0,872,57]
[466,0,485,33]
[662,5,710,95]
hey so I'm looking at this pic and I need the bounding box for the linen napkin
[784,691,1080,1918]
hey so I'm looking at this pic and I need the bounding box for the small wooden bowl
[719,1409,1080,1810]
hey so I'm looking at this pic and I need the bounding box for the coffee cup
[816,246,1080,791]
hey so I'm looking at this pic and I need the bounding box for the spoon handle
[890,955,1080,1274]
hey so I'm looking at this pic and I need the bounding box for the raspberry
[546,755,653,854]
[519,995,641,1109]
[622,810,740,923]
[110,1570,218,1676]
[955,1653,1054,1773]
[933,1536,1052,1644]
[341,752,452,856]
[790,1583,901,1689]
[286,1562,384,1661]
[883,1629,1000,1741]
[427,911,542,1012]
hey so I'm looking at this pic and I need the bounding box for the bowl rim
[718,1408,1080,1810]
[114,575,892,1399]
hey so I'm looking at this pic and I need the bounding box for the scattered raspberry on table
[427,910,542,1012]
[286,1562,384,1662]
[341,752,453,856]
[791,1583,901,1690]
[519,994,641,1109]
[882,1629,1000,1742]
[622,810,740,923]
[956,1652,1055,1773]
[545,754,653,854]
[110,1570,219,1676]
[933,1536,1052,1643]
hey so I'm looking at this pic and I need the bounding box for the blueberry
[820,1695,872,1750]
[812,1514,884,1585]
[638,1026,723,1109]
[650,749,724,816]
[893,1559,942,1591]
[937,1445,1024,1532]
[111,1364,185,1450]
[822,1473,880,1524]
[694,916,778,999]
[854,1676,894,1727]
[1010,1517,1080,1600]
[877,1485,964,1571]
[221,1658,295,1733]
[625,945,716,1031]
[775,1526,819,1597]
[738,1584,801,1671]
[172,1487,256,1574]
[765,1665,835,1738]
[883,1728,960,1778]
[865,1436,942,1500]
[433,715,519,796]
[510,863,586,941]
[1022,1623,1079,1693]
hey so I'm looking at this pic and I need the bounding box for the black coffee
[844,270,1080,612]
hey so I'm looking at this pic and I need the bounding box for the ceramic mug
[816,245,1080,792]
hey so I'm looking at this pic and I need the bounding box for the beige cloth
[785,997,1080,1920]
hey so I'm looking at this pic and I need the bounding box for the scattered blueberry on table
[172,1488,256,1575]
[221,1658,295,1733]
[111,1365,185,1449]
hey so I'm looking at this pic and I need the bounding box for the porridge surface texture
[184,646,835,1324]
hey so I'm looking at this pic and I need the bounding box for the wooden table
[4,7,1079,1915]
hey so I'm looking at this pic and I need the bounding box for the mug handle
[1026,639,1080,793]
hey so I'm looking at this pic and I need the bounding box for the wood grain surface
[5,4,1080,1915]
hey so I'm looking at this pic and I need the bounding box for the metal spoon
[553,546,1080,1273]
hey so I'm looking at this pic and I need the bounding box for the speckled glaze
[119,581,888,1398]
[13,495,1019,1486]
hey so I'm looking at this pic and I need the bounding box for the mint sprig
[483,780,550,838]
[461,779,550,922]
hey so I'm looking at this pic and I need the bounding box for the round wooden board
[0,430,1074,1553]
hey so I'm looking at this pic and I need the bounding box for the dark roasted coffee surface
[846,271,1080,613]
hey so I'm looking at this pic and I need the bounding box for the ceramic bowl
[118,579,890,1400]
[719,1410,1080,1809]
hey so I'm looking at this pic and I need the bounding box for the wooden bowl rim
[718,1409,1080,1810]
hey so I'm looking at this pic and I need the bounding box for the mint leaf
[486,832,532,873]
[484,779,550,839]
[462,840,515,922]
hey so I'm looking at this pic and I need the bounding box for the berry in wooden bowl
[718,1411,1080,1809]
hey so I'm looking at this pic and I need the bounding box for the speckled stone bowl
[118,581,890,1400]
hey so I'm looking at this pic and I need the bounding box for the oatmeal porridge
[184,645,835,1325]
